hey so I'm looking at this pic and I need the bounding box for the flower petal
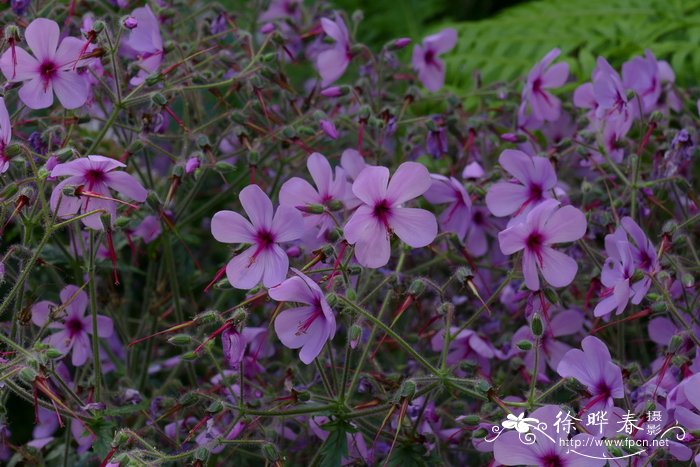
[269,276,315,305]
[352,166,389,206]
[0,47,39,82]
[271,205,304,243]
[543,205,586,244]
[225,245,265,290]
[386,162,431,206]
[239,185,273,230]
[260,245,289,288]
[389,207,437,248]
[103,171,148,201]
[19,77,54,109]
[485,182,528,217]
[52,71,88,109]
[25,18,60,62]
[211,210,256,244]
[539,246,578,288]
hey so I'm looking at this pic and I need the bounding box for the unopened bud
[46,348,64,359]
[517,340,533,351]
[19,367,37,382]
[325,293,338,307]
[206,400,224,413]
[669,335,683,353]
[122,16,138,29]
[298,204,325,214]
[168,334,192,346]
[296,390,311,401]
[145,73,163,86]
[530,314,544,338]
[400,380,416,399]
[151,93,168,106]
[181,351,198,361]
[472,428,488,439]
[346,288,357,301]
[389,37,411,50]
[462,414,480,426]
[262,444,279,462]
[408,279,425,296]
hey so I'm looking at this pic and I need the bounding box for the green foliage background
[335,0,700,87]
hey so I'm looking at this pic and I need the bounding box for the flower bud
[325,293,338,307]
[298,204,325,214]
[112,430,130,448]
[681,273,694,288]
[346,288,357,301]
[19,367,37,382]
[517,340,533,351]
[530,314,544,338]
[246,151,260,166]
[100,213,113,231]
[408,279,425,297]
[321,86,350,97]
[151,93,168,106]
[122,16,138,29]
[145,73,163,86]
[543,288,558,305]
[206,400,224,413]
[400,380,416,399]
[194,447,209,461]
[181,351,198,361]
[178,392,198,406]
[46,348,64,359]
[389,37,411,50]
[168,334,192,346]
[472,428,488,439]
[327,199,343,211]
[296,390,311,402]
[669,335,683,353]
[215,161,236,173]
[462,414,480,426]
[455,266,474,284]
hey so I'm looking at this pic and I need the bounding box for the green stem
[89,231,103,402]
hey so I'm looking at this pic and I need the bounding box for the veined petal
[104,171,148,202]
[0,47,39,82]
[25,18,60,62]
[52,71,89,109]
[260,245,289,288]
[386,162,431,205]
[539,246,578,288]
[211,210,256,244]
[271,205,304,243]
[239,184,274,230]
[389,207,437,247]
[225,246,265,290]
[18,77,54,110]
[543,205,586,244]
[352,165,389,205]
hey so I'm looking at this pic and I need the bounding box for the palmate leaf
[318,419,354,467]
[443,0,700,91]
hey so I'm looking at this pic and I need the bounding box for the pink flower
[0,18,91,109]
[423,174,472,241]
[50,155,148,230]
[132,215,162,244]
[316,13,351,87]
[31,285,114,366]
[0,97,11,174]
[279,152,353,237]
[343,162,437,268]
[411,28,457,92]
[485,149,557,220]
[498,199,586,291]
[121,5,164,86]
[211,184,304,289]
[519,48,569,124]
[269,270,336,364]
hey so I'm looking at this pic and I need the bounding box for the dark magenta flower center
[526,231,544,251]
[256,229,276,249]
[532,77,543,93]
[473,210,484,225]
[528,183,544,202]
[541,453,564,467]
[373,199,392,225]
[66,317,85,337]
[39,60,58,87]
[424,49,436,65]
[85,169,107,186]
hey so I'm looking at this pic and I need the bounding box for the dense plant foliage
[0,1,698,466]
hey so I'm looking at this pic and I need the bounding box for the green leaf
[319,419,353,467]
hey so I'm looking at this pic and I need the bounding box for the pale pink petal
[103,171,148,201]
[418,60,445,92]
[279,177,322,208]
[485,182,528,217]
[317,49,349,87]
[352,166,389,205]
[269,276,315,305]
[386,162,431,205]
[52,71,89,109]
[71,333,91,366]
[94,316,114,338]
[0,47,39,82]
[307,152,333,197]
[543,205,586,244]
[550,309,583,337]
[239,184,273,230]
[497,223,528,255]
[354,234,391,269]
[25,18,60,62]
[539,246,578,287]
[274,306,316,349]
[522,249,540,290]
[271,205,304,243]
[424,28,457,54]
[389,208,437,247]
[493,431,540,465]
[541,62,569,88]
[498,149,533,185]
[31,301,55,327]
[19,78,54,109]
[54,37,87,69]
[211,210,256,244]
[49,176,84,218]
[260,245,289,288]
[0,97,11,144]
[298,317,329,364]
[343,205,374,244]
[226,245,266,290]
[59,285,88,317]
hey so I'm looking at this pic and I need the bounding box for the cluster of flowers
[0,0,697,465]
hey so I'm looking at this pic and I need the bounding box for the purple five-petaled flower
[411,28,457,92]
[269,269,336,364]
[0,18,92,109]
[423,174,472,241]
[316,13,351,87]
[498,199,587,291]
[50,155,148,230]
[520,48,569,124]
[486,149,557,222]
[211,184,304,289]
[31,285,114,366]
[343,162,437,268]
